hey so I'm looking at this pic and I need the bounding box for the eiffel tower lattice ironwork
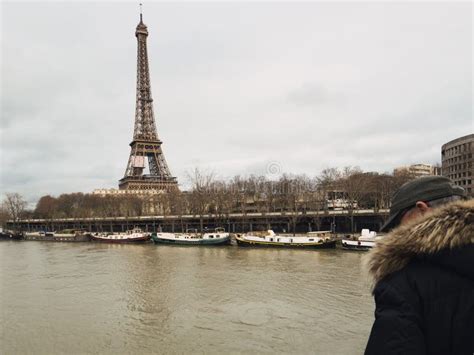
[119,12,178,191]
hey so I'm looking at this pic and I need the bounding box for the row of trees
[48,167,412,216]
[1,167,415,228]
[34,193,145,219]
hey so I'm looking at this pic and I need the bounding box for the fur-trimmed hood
[366,199,474,285]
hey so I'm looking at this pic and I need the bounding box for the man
[365,176,473,355]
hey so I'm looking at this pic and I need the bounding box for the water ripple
[1,242,374,354]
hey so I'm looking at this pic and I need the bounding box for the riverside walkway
[9,209,389,234]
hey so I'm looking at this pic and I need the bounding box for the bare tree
[339,167,371,232]
[316,168,342,210]
[166,189,187,231]
[3,193,27,221]
[187,168,215,192]
[371,174,393,211]
[187,168,216,231]
[2,193,27,228]
[120,195,143,217]
[275,174,303,234]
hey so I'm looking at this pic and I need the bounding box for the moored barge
[152,227,230,245]
[341,229,383,251]
[235,230,336,248]
[90,228,151,243]
[0,229,24,240]
[24,230,91,242]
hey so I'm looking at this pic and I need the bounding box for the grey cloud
[1,2,472,202]
[287,83,335,107]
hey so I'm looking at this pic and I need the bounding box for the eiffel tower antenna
[119,12,178,191]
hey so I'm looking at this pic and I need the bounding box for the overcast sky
[1,1,473,203]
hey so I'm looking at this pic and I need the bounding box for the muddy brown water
[0,241,375,354]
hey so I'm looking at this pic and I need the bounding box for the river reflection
[0,241,374,354]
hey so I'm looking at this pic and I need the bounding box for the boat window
[270,238,273,242]
[277,238,280,242]
[309,239,314,241]
[209,235,214,238]
[290,239,293,243]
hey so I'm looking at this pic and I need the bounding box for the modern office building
[441,134,474,195]
[394,163,440,178]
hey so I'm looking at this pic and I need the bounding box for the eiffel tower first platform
[119,12,178,191]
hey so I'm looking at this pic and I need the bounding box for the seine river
[0,241,375,354]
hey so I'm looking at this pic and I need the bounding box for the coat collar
[365,199,474,285]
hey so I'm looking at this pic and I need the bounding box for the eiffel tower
[119,11,178,191]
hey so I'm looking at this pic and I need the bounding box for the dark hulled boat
[24,230,91,242]
[0,230,24,240]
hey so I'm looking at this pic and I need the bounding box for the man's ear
[415,201,430,213]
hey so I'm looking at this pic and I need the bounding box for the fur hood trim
[365,199,474,285]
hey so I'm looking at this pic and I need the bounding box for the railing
[10,209,389,224]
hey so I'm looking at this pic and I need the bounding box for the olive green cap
[381,176,466,232]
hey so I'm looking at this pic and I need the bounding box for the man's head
[381,176,466,232]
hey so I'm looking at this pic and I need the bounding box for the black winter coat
[365,200,474,355]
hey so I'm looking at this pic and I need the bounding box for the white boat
[152,227,230,245]
[90,228,151,243]
[341,229,383,251]
[235,230,336,248]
